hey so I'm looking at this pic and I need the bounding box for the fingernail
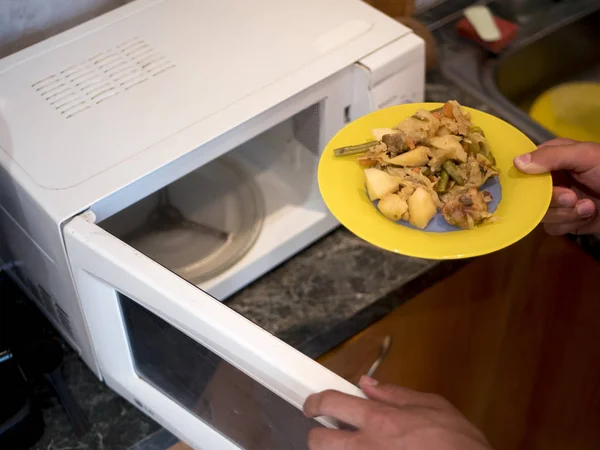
[516,153,532,165]
[577,201,595,218]
[514,153,547,174]
[360,375,378,386]
[558,193,576,207]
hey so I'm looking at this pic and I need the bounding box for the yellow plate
[318,103,552,260]
[529,82,600,143]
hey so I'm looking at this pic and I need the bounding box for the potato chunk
[408,187,438,229]
[364,168,400,201]
[385,146,430,167]
[428,135,468,171]
[378,194,408,221]
[428,135,466,157]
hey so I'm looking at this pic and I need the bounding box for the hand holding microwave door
[303,376,493,450]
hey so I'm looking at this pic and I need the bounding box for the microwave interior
[99,101,328,296]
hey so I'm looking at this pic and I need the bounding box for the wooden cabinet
[318,229,600,450]
[362,0,415,18]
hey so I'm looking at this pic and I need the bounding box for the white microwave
[0,0,424,447]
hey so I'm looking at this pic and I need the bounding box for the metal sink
[427,0,600,144]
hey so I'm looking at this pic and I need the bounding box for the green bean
[466,136,480,155]
[333,141,379,157]
[436,170,450,193]
[421,167,432,177]
[469,126,485,137]
[442,160,464,186]
[478,141,497,165]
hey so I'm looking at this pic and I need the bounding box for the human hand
[514,138,600,235]
[303,376,492,450]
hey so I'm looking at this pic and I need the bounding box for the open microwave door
[64,214,363,449]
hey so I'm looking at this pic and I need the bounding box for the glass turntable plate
[123,157,264,285]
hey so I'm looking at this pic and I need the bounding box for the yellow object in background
[529,82,600,143]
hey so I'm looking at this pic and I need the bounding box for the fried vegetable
[358,158,377,167]
[428,135,467,157]
[334,141,380,157]
[469,126,485,137]
[428,135,468,171]
[447,100,471,136]
[412,109,441,136]
[364,168,400,201]
[442,102,454,118]
[348,100,498,229]
[478,141,497,165]
[465,135,480,155]
[408,187,438,229]
[372,128,396,141]
[442,187,493,229]
[442,161,465,186]
[436,170,449,193]
[378,194,408,221]
[393,116,434,144]
[384,146,430,167]
[382,133,409,153]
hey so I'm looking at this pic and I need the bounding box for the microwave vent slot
[293,103,322,154]
[54,303,75,340]
[35,283,57,320]
[31,38,175,119]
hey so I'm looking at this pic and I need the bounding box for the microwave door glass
[120,293,320,449]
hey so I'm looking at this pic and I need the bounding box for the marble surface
[0,274,160,450]
[30,350,160,450]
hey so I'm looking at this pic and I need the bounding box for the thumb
[514,142,599,175]
[358,376,446,409]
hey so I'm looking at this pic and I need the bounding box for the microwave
[0,0,424,447]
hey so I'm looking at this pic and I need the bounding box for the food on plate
[364,167,400,201]
[334,100,499,230]
[408,186,438,229]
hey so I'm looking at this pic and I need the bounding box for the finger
[576,199,597,220]
[543,208,581,224]
[359,376,448,410]
[544,199,597,225]
[544,215,598,237]
[514,141,600,175]
[537,138,578,149]
[550,187,578,208]
[307,428,357,450]
[304,390,379,428]
[545,221,586,236]
[572,218,600,235]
